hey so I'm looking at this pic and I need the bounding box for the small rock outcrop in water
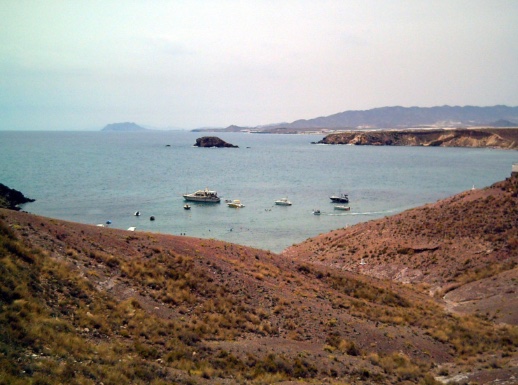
[194,136,238,148]
[0,183,35,210]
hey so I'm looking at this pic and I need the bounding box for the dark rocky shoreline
[0,183,35,211]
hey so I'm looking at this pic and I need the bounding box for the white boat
[227,199,245,208]
[334,205,350,211]
[127,226,136,231]
[275,198,292,206]
[183,188,220,203]
[183,204,191,210]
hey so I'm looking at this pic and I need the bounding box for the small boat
[313,209,321,215]
[134,211,141,216]
[334,205,350,211]
[227,199,245,208]
[183,188,221,203]
[330,193,349,203]
[183,204,191,210]
[127,226,136,231]
[275,198,292,206]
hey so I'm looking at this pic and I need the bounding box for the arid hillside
[285,175,518,325]
[1,176,517,384]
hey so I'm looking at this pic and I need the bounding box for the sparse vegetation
[1,173,517,384]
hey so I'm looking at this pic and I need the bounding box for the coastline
[192,127,518,150]
[316,128,518,150]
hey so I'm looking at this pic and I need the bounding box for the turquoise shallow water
[1,130,516,252]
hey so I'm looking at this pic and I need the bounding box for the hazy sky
[1,1,518,130]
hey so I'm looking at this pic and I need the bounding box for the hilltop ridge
[193,105,518,133]
[276,105,518,130]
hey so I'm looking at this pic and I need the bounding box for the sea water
[1,130,516,252]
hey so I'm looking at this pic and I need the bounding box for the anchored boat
[330,192,349,203]
[275,197,292,206]
[183,188,221,203]
[227,199,245,208]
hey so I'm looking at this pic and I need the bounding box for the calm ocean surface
[1,130,516,252]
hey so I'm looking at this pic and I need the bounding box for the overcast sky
[1,1,517,130]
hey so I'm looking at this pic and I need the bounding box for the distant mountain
[101,122,147,132]
[491,119,517,128]
[269,105,518,130]
[196,105,518,133]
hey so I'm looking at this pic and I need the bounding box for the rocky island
[194,136,238,148]
[317,128,518,149]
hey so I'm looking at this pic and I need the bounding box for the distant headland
[101,122,147,132]
[315,128,518,150]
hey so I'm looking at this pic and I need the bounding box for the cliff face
[319,128,518,149]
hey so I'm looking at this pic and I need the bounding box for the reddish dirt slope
[284,176,518,325]
[1,209,455,384]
